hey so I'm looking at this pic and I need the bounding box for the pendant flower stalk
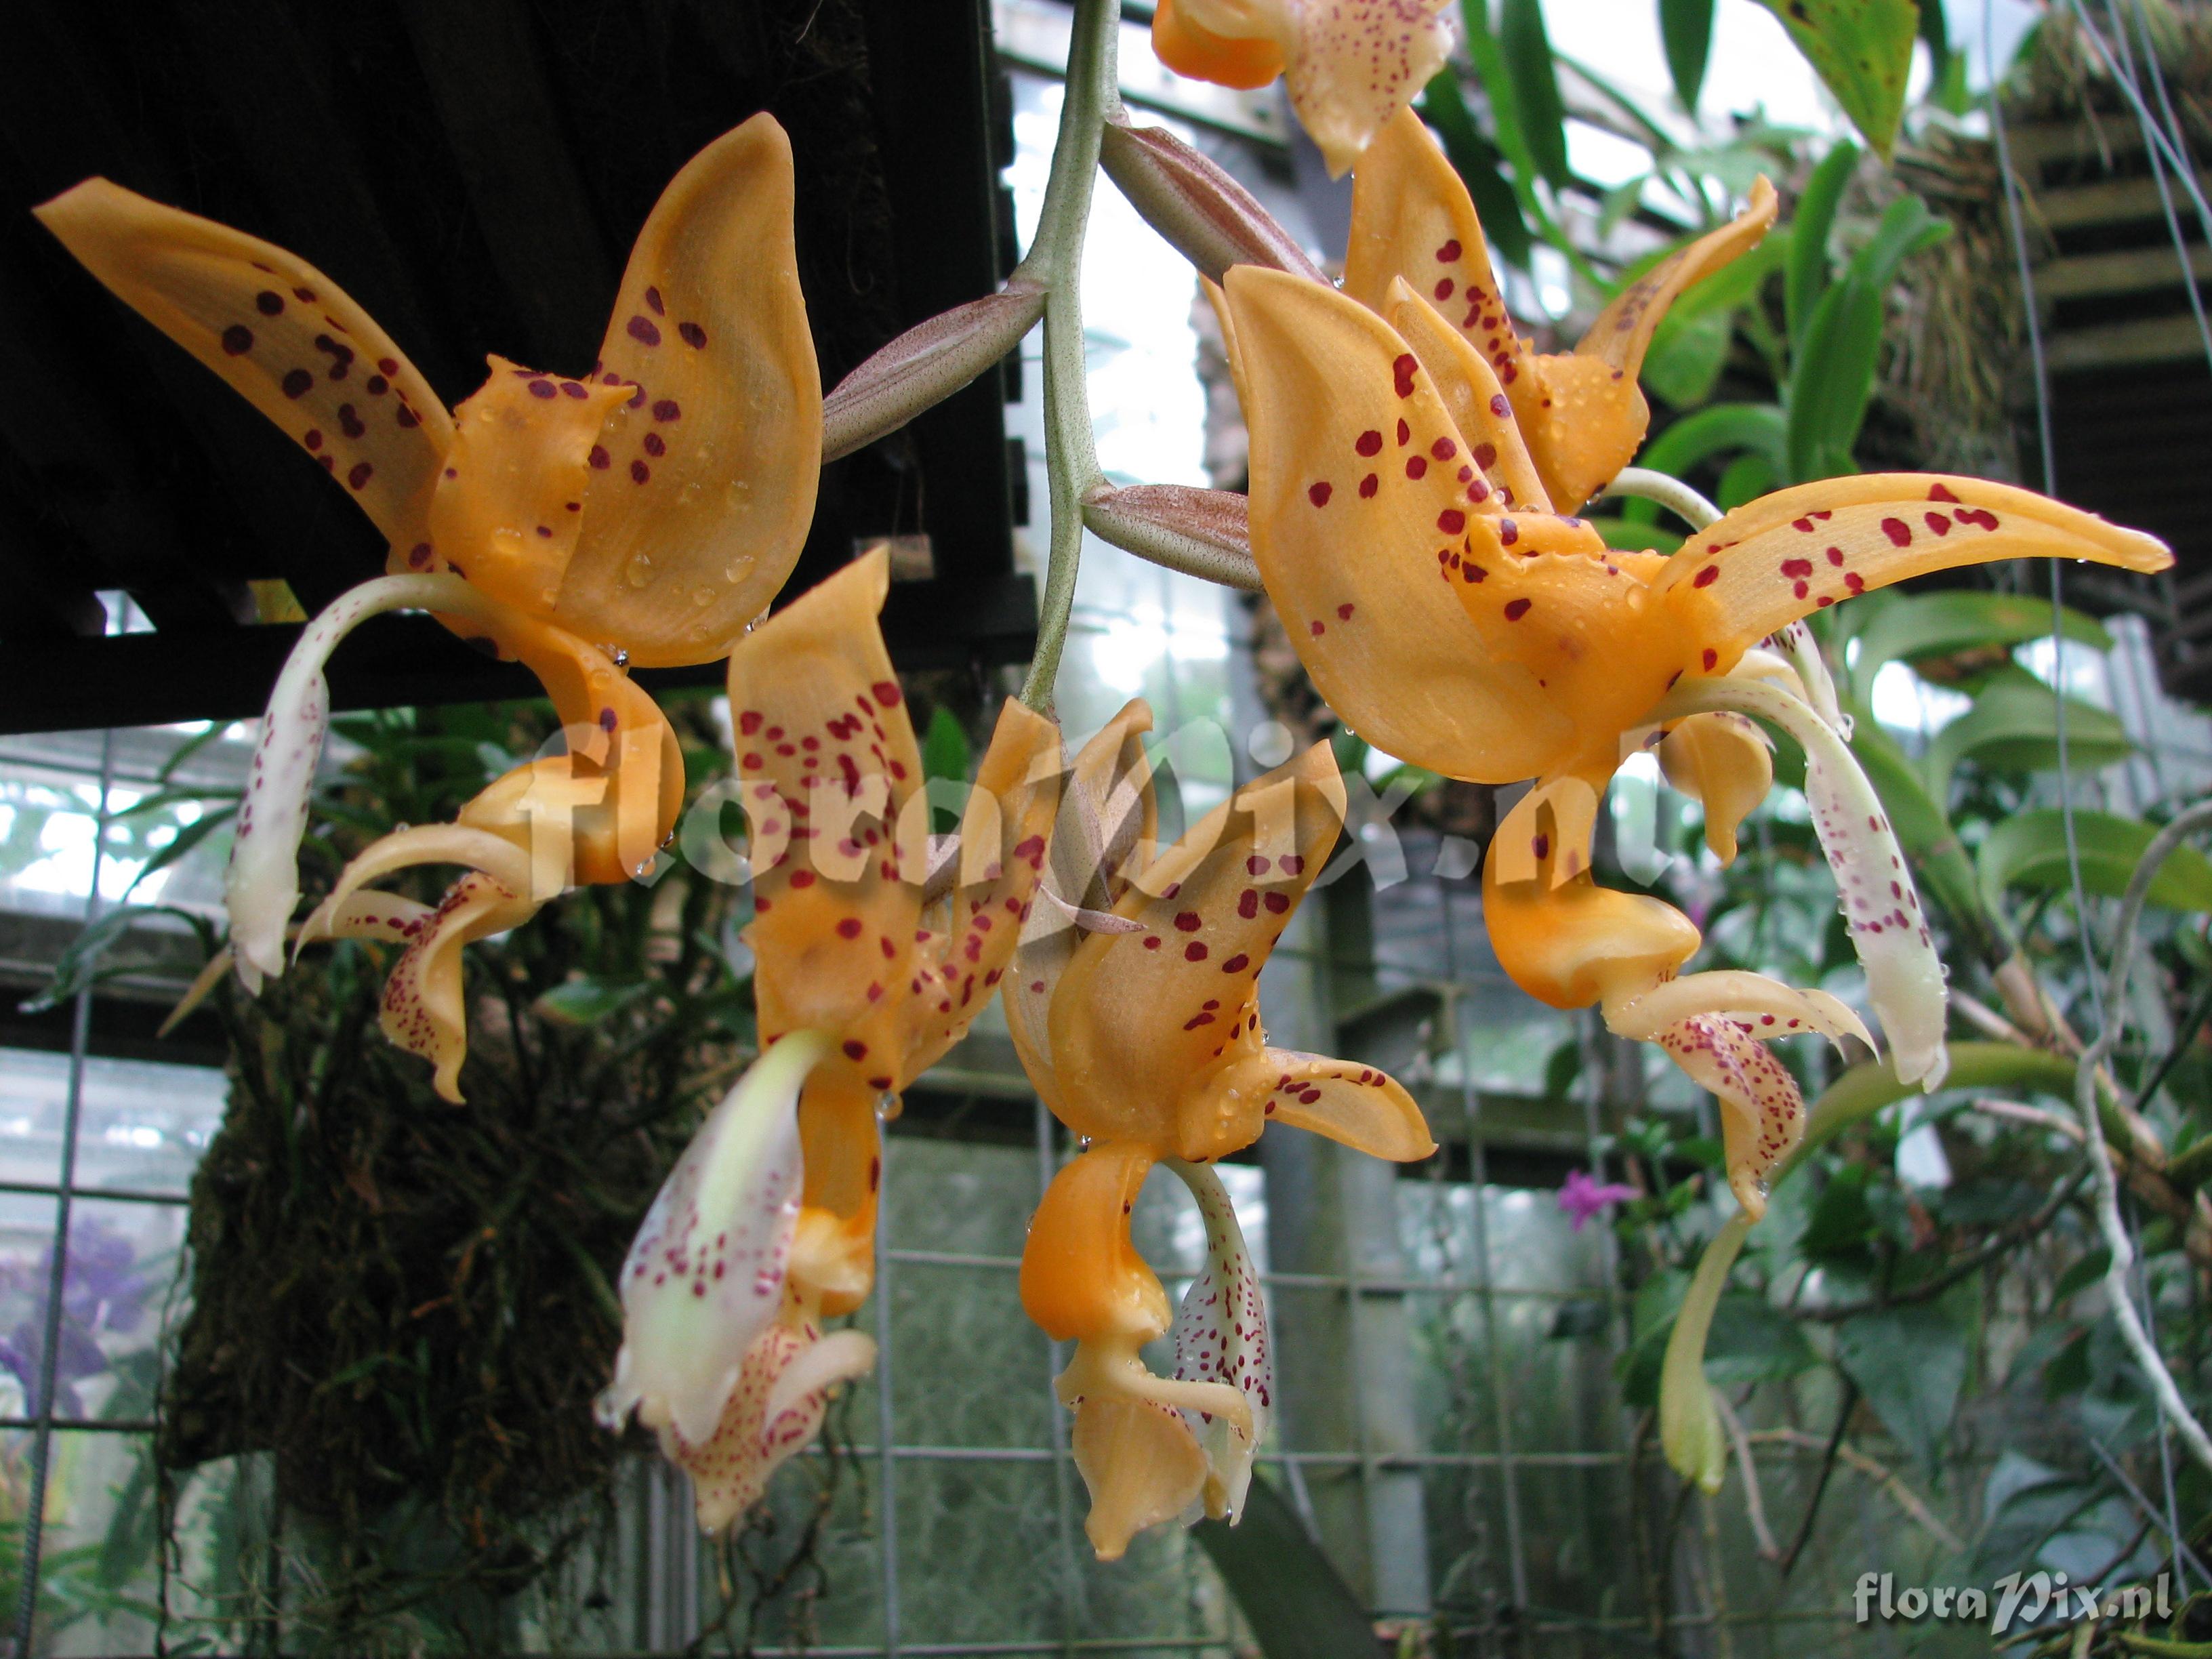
[1012,701,1433,1557]
[37,115,821,1100]
[1219,110,2171,1218]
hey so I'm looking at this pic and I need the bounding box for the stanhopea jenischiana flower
[37,114,821,1100]
[1010,702,1433,1557]
[1217,110,2171,1219]
[599,549,1061,1529]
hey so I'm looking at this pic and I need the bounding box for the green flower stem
[1017,0,1118,714]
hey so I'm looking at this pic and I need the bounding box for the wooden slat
[2038,241,2212,300]
[2034,171,2212,230]
[2045,313,2211,371]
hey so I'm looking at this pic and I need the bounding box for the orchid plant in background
[36,114,821,1101]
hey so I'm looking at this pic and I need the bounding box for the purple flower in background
[0,1217,150,1417]
[1557,1169,1638,1233]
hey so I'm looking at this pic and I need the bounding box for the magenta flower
[1557,1169,1639,1232]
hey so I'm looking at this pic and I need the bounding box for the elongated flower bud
[1083,483,1260,592]
[1100,117,1325,285]
[823,282,1046,460]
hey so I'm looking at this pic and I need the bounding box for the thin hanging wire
[11,724,117,1654]
[1984,0,2106,1021]
[2102,0,2212,369]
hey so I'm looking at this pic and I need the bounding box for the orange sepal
[1045,743,1343,1160]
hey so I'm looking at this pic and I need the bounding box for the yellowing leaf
[1752,0,1919,161]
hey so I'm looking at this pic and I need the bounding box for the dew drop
[625,553,655,588]
[725,478,754,514]
[691,585,715,607]
[613,649,630,669]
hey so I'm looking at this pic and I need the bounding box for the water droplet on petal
[691,585,714,607]
[625,553,655,589]
[724,554,755,584]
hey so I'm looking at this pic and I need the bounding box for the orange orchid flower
[1216,112,2172,1218]
[599,548,1062,1530]
[1010,701,1433,1557]
[1151,0,1456,176]
[37,115,821,1101]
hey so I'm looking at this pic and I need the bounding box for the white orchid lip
[1166,1158,1271,1524]
[227,573,500,992]
[1654,674,1950,1090]
[596,1029,831,1448]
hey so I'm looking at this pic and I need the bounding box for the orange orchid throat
[36,112,823,1103]
[1222,108,2172,1219]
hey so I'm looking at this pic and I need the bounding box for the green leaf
[1193,1474,1378,1658]
[20,905,179,1015]
[1660,1211,1753,1492]
[2051,1246,2113,1304]
[1751,0,1920,161]
[1715,451,1778,510]
[1620,402,1788,524]
[1787,140,1859,353]
[1704,1292,1819,1384]
[1661,0,1717,110]
[921,705,970,787]
[121,805,236,899]
[1835,1299,1970,1473]
[532,976,650,1027]
[1799,1162,1877,1261]
[1917,0,1953,105]
[1586,515,1684,554]
[1771,1042,2082,1193]
[1420,70,1535,270]
[1851,592,2110,687]
[1498,0,1571,190]
[1923,669,2133,799]
[1979,810,2212,914]
[1643,305,1734,407]
[1784,194,1948,482]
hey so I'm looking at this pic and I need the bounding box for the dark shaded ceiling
[0,0,1030,735]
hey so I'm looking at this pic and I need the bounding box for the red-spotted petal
[1221,264,1572,782]
[556,115,821,666]
[377,874,541,1103]
[1248,1048,1433,1160]
[34,179,451,546]
[669,1319,876,1533]
[901,697,1061,1079]
[1045,742,1344,1160]
[1660,474,2172,665]
[1654,1014,1805,1221]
